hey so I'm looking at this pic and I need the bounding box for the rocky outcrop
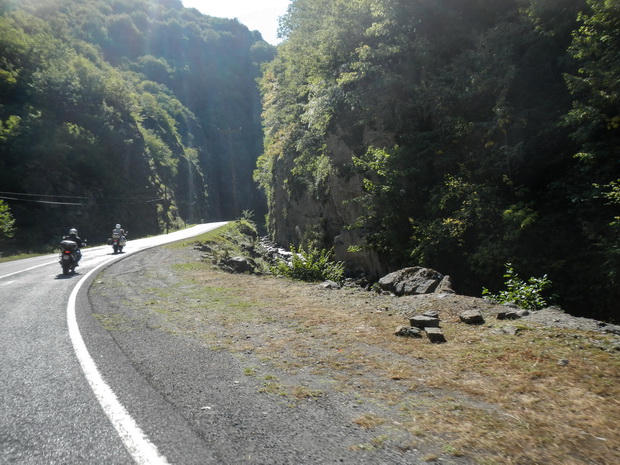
[268,125,392,277]
[378,267,445,296]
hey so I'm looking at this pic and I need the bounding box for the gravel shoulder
[87,244,620,465]
[88,246,449,464]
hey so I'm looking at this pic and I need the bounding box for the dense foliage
[256,0,619,321]
[0,0,273,250]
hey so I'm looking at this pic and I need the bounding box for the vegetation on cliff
[256,0,619,321]
[0,0,273,249]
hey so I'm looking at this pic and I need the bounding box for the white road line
[65,223,227,463]
[67,256,170,465]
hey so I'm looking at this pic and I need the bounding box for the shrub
[272,243,344,283]
[482,263,552,310]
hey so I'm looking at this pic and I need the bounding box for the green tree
[0,200,15,240]
[562,0,620,315]
[0,0,265,246]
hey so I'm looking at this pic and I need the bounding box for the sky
[181,0,292,45]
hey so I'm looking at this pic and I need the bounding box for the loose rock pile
[396,307,527,344]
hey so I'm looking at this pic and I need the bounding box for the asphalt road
[0,223,227,464]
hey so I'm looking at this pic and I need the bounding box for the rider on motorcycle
[112,223,126,239]
[63,228,84,265]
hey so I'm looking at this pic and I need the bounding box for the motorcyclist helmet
[116,224,121,229]
[69,228,78,235]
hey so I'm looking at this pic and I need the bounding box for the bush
[482,263,552,310]
[272,243,344,283]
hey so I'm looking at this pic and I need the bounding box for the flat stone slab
[409,315,441,328]
[425,327,446,343]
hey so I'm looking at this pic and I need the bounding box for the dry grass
[106,246,620,465]
[353,413,387,429]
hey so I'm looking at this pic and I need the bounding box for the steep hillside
[256,0,619,321]
[0,0,273,247]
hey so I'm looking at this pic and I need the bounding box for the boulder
[459,310,485,325]
[221,256,255,273]
[378,267,445,296]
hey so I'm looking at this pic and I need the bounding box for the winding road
[0,223,227,464]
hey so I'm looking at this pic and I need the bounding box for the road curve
[0,223,227,464]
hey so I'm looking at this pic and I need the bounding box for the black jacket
[64,234,84,248]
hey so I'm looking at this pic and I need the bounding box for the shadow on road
[55,272,80,279]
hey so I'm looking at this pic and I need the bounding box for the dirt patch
[89,244,620,465]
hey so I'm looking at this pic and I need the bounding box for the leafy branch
[483,263,552,310]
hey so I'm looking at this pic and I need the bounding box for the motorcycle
[108,231,127,254]
[59,240,79,275]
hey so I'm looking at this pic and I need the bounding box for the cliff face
[269,124,391,277]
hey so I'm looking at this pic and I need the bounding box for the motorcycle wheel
[119,246,123,253]
[113,245,118,254]
[62,264,70,275]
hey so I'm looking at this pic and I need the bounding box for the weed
[351,443,376,451]
[291,386,322,400]
[482,263,552,310]
[371,434,390,447]
[243,367,258,377]
[259,381,286,396]
[442,444,464,456]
